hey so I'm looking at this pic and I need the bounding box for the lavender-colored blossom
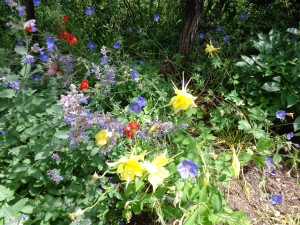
[63,55,74,72]
[30,74,41,81]
[16,5,26,17]
[286,132,294,140]
[6,21,21,30]
[270,194,282,205]
[88,41,95,50]
[199,32,205,39]
[276,110,286,119]
[0,130,5,135]
[39,51,49,62]
[264,156,276,175]
[33,0,41,6]
[177,159,198,178]
[23,55,35,63]
[51,153,61,161]
[153,14,160,22]
[113,42,121,49]
[31,43,43,52]
[100,56,109,66]
[216,26,223,32]
[241,12,248,20]
[86,6,95,15]
[131,69,138,80]
[24,19,36,32]
[222,35,229,42]
[47,169,63,184]
[3,80,21,92]
[4,0,17,7]
[100,46,108,55]
[136,96,146,107]
[130,102,142,114]
[22,214,29,220]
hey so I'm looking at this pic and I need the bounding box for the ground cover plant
[0,0,299,224]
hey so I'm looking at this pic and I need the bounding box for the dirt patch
[223,164,300,224]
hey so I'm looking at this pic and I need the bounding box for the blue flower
[127,27,132,33]
[270,194,282,205]
[153,14,160,22]
[131,69,138,80]
[216,26,223,32]
[199,32,205,39]
[39,51,49,62]
[130,102,142,114]
[23,55,35,63]
[100,56,109,66]
[136,96,146,107]
[86,6,95,15]
[88,41,95,50]
[22,214,30,220]
[30,74,41,81]
[177,159,198,179]
[222,35,229,42]
[286,132,294,140]
[46,38,55,51]
[33,0,41,6]
[16,5,26,17]
[276,110,286,119]
[241,12,248,20]
[113,42,121,49]
[0,130,5,135]
[264,157,274,167]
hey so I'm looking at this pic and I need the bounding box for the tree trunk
[178,0,204,55]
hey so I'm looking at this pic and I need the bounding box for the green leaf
[12,199,28,214]
[198,187,207,203]
[0,89,16,98]
[182,136,191,145]
[273,153,282,164]
[238,120,251,132]
[14,46,27,55]
[54,130,69,139]
[287,93,298,108]
[184,205,199,225]
[211,193,222,213]
[0,185,14,201]
[256,138,274,152]
[261,82,280,92]
[5,75,20,82]
[20,205,34,214]
[293,115,300,132]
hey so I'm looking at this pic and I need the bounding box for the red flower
[66,33,77,45]
[60,30,68,39]
[80,80,89,91]
[62,15,69,22]
[25,26,32,32]
[57,23,61,28]
[123,121,140,139]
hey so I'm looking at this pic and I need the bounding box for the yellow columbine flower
[143,155,169,191]
[205,41,220,56]
[95,130,112,146]
[232,148,240,178]
[165,77,197,113]
[68,209,85,220]
[107,154,145,187]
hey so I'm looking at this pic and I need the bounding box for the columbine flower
[130,102,142,114]
[95,130,112,146]
[153,14,160,22]
[216,26,223,32]
[276,110,286,119]
[107,154,145,187]
[113,42,121,49]
[165,77,197,113]
[199,32,205,39]
[79,79,89,91]
[86,6,95,15]
[286,132,294,140]
[241,12,248,20]
[143,155,169,191]
[177,159,198,178]
[205,41,220,56]
[88,41,95,50]
[270,194,282,205]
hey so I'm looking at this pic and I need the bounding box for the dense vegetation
[0,0,299,224]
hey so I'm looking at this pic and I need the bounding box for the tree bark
[178,0,204,55]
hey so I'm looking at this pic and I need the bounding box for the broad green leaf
[0,185,14,201]
[20,205,34,214]
[198,187,207,203]
[238,120,251,132]
[241,55,254,65]
[14,46,27,55]
[4,75,20,82]
[211,193,222,213]
[287,28,300,35]
[12,198,28,214]
[182,136,191,145]
[273,153,282,164]
[184,205,199,225]
[256,138,274,152]
[287,93,298,108]
[293,115,300,132]
[261,82,280,92]
[0,89,16,98]
[54,130,69,139]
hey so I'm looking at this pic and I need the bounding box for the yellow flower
[165,77,197,113]
[68,209,85,220]
[143,155,169,191]
[205,41,220,56]
[232,148,240,178]
[95,130,112,146]
[107,155,144,187]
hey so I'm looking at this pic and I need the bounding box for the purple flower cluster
[3,80,21,92]
[23,55,35,63]
[47,169,63,184]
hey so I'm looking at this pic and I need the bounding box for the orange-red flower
[80,80,89,91]
[123,121,140,139]
[67,33,77,45]
[60,30,68,39]
[62,15,69,22]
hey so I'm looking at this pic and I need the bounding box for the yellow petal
[232,149,240,178]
